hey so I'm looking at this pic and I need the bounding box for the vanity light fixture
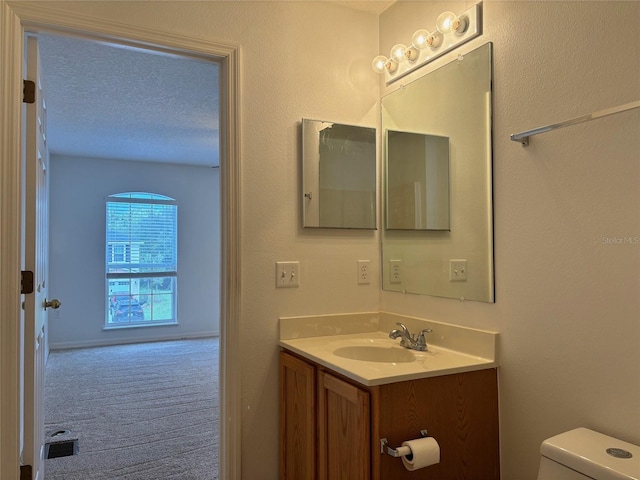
[373,2,482,84]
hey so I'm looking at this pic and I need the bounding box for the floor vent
[45,429,79,459]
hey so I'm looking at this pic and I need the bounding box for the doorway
[37,31,221,479]
[0,4,240,479]
[38,32,221,347]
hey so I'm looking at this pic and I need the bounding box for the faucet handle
[395,322,409,334]
[417,328,432,339]
[415,328,433,349]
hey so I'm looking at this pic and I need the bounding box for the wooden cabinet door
[280,352,316,480]
[375,369,500,480]
[317,371,370,480]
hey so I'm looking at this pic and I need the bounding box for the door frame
[0,2,242,479]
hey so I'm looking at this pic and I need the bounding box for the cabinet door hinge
[21,270,34,294]
[23,80,35,104]
[20,464,33,480]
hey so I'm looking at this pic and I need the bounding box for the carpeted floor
[44,338,219,480]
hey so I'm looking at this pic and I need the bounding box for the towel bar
[510,100,640,146]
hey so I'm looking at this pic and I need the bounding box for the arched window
[105,192,177,327]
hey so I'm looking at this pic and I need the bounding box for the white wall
[48,155,220,348]
[380,2,640,479]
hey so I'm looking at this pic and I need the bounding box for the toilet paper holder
[380,429,429,457]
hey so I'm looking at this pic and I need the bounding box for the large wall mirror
[382,42,494,302]
[302,119,376,229]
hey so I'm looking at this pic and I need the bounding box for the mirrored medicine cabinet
[302,119,376,229]
[382,42,494,302]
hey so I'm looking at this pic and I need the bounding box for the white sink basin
[279,328,498,386]
[333,344,416,363]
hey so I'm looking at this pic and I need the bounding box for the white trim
[218,20,243,480]
[49,332,220,351]
[102,322,181,331]
[0,3,241,478]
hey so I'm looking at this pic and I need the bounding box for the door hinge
[23,80,35,104]
[21,270,34,294]
[20,464,32,480]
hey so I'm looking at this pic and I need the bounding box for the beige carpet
[44,338,219,480]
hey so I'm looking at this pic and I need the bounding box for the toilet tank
[537,428,640,480]
[538,457,594,480]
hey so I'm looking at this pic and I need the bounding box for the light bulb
[372,55,388,74]
[436,11,456,33]
[405,46,419,62]
[427,32,443,49]
[385,58,398,73]
[436,11,468,34]
[390,44,407,63]
[411,29,430,49]
[454,14,468,33]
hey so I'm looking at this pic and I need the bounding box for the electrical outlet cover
[357,260,370,285]
[389,260,402,284]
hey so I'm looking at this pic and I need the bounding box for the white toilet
[537,427,640,480]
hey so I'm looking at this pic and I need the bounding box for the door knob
[44,298,61,310]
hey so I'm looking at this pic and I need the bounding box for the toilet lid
[541,428,640,480]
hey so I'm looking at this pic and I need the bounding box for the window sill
[103,321,179,331]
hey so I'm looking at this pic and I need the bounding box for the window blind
[106,195,177,274]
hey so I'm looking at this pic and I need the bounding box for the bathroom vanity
[279,313,500,480]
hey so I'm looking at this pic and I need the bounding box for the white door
[22,35,57,480]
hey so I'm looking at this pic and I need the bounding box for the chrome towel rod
[510,100,640,146]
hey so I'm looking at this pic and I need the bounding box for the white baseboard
[49,330,219,351]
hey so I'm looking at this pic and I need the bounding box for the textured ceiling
[38,34,220,167]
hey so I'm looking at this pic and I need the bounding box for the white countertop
[279,313,498,386]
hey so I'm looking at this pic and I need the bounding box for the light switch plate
[276,261,299,288]
[449,259,467,282]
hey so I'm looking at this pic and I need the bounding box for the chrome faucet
[389,322,432,351]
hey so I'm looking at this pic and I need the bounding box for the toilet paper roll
[401,437,440,471]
